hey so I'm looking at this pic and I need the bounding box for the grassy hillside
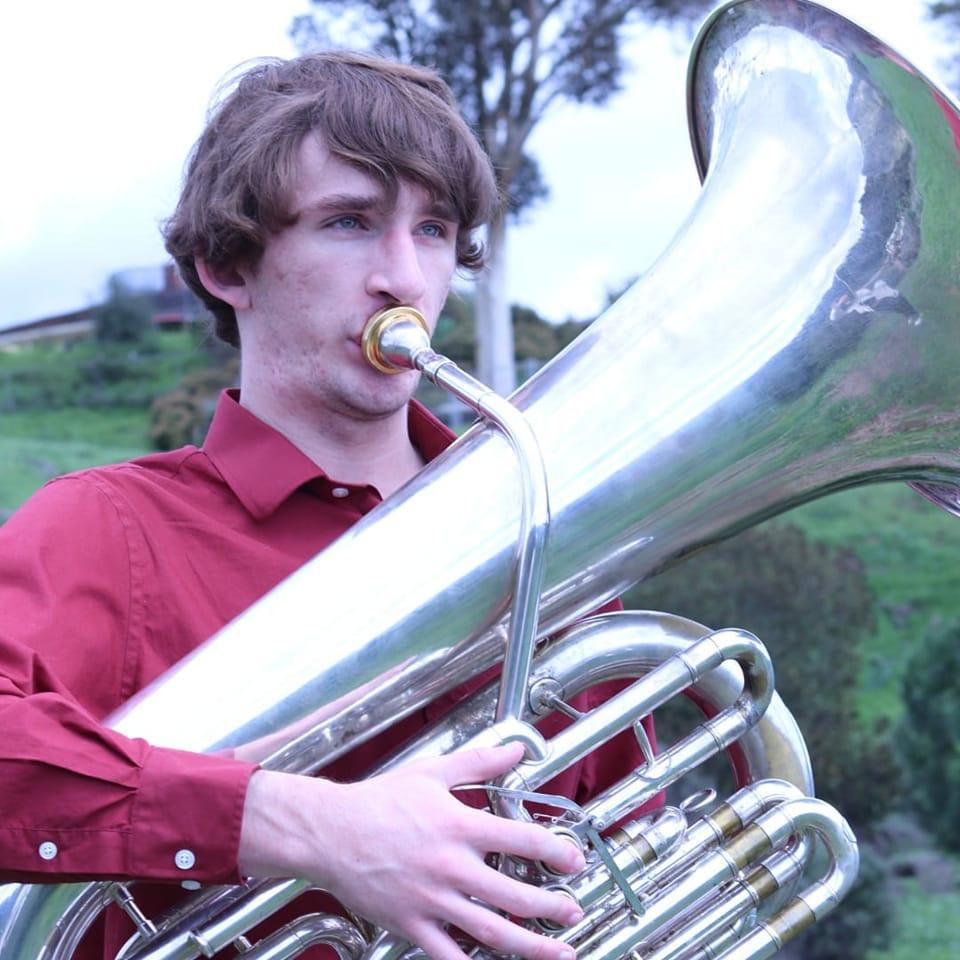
[869,878,960,960]
[0,329,217,516]
[0,408,151,514]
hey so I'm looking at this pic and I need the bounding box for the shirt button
[38,841,58,861]
[181,879,202,891]
[331,486,350,498]
[175,849,196,870]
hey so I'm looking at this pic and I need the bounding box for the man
[0,52,655,959]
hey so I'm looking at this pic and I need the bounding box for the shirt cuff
[130,745,258,883]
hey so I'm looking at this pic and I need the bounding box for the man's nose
[366,230,427,305]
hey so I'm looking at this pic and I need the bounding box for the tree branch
[534,0,636,104]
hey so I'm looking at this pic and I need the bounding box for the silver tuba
[3,0,960,957]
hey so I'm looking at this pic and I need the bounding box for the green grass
[0,329,218,413]
[0,329,220,514]
[0,408,152,514]
[867,878,960,960]
[0,407,150,445]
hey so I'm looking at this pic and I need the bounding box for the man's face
[235,134,459,423]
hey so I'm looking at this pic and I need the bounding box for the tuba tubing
[112,611,809,960]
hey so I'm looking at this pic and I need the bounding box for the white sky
[0,0,953,331]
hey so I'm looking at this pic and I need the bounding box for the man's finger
[449,899,576,960]
[467,864,584,927]
[469,812,586,875]
[408,919,474,960]
[434,743,525,787]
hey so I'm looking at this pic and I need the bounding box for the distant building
[0,264,205,351]
[0,308,95,351]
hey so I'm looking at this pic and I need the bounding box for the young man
[0,52,655,960]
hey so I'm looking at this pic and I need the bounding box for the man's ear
[195,257,252,311]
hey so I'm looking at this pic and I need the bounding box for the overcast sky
[0,0,954,331]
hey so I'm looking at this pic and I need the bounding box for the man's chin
[343,384,417,421]
[348,400,409,422]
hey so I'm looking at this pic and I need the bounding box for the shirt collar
[203,389,457,520]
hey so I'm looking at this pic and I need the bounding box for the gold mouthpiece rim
[361,306,430,374]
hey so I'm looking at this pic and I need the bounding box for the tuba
[3,0,960,956]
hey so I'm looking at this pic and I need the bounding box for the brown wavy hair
[162,51,500,347]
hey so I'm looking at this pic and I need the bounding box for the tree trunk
[474,216,516,394]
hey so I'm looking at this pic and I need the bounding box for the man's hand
[240,743,584,960]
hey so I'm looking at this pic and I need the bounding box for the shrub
[149,358,238,450]
[899,619,960,852]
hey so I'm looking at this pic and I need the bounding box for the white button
[331,486,350,498]
[181,879,202,891]
[174,848,196,870]
[38,841,58,861]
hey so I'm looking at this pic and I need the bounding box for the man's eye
[420,222,448,239]
[329,215,363,230]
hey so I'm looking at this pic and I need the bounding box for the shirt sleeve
[0,476,258,885]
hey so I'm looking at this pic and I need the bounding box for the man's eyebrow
[426,199,459,223]
[294,192,460,224]
[296,193,383,217]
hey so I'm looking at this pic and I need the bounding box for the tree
[291,1,714,393]
[929,3,960,86]
[432,293,585,368]
[93,278,153,344]
[900,619,960,852]
[929,1,960,19]
[432,293,477,366]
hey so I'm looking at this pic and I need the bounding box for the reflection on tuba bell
[2,0,959,957]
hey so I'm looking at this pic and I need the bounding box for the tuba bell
[2,0,959,957]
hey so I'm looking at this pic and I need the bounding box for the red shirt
[0,390,655,957]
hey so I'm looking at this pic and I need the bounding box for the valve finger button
[536,827,586,878]
[533,883,581,932]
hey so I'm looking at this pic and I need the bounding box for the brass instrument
[2,0,959,957]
